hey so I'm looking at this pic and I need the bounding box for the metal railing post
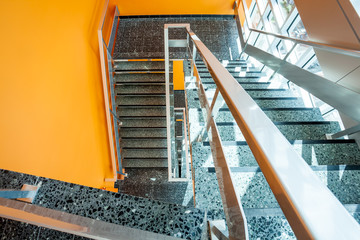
[164,27,171,180]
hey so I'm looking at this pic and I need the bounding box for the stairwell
[186,59,360,239]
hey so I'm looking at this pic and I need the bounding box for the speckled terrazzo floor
[0,169,205,239]
[186,58,360,239]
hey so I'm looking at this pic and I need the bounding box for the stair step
[201,88,295,98]
[123,158,168,168]
[191,96,305,108]
[197,67,262,73]
[122,139,167,148]
[196,60,247,65]
[121,118,166,128]
[119,168,193,205]
[117,107,166,117]
[9,169,204,239]
[123,149,167,159]
[195,140,360,167]
[214,108,324,122]
[120,128,166,138]
[214,121,341,141]
[114,61,166,71]
[199,72,266,78]
[202,81,275,89]
[115,73,166,83]
[116,95,166,106]
[115,85,165,95]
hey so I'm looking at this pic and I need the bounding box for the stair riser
[116,96,166,106]
[115,85,165,95]
[117,108,166,117]
[122,139,167,148]
[114,61,166,71]
[120,129,166,138]
[121,119,166,128]
[123,149,167,158]
[115,73,165,83]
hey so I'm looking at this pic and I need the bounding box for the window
[250,4,262,28]
[276,0,295,20]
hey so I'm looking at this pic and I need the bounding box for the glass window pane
[276,0,295,19]
[350,0,360,17]
[288,19,309,40]
[251,4,262,28]
[255,33,269,51]
[257,0,267,14]
[267,11,279,33]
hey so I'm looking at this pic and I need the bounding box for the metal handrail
[166,23,360,239]
[98,0,124,182]
[247,28,360,58]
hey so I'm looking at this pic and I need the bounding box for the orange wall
[118,0,235,15]
[0,0,119,189]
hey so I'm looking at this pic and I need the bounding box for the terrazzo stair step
[195,166,360,211]
[199,72,266,78]
[196,60,247,65]
[0,169,205,239]
[232,169,360,209]
[115,84,165,95]
[119,168,194,206]
[192,88,294,98]
[254,97,305,108]
[123,149,167,159]
[215,121,341,141]
[115,73,167,83]
[213,108,324,122]
[192,96,305,108]
[121,139,167,148]
[244,206,360,239]
[117,107,166,117]
[197,140,360,167]
[123,158,168,168]
[114,61,167,71]
[202,81,273,89]
[119,128,166,139]
[121,118,166,128]
[116,95,166,106]
[197,67,262,73]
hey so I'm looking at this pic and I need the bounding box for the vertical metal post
[164,27,171,180]
[182,108,190,180]
[191,44,197,77]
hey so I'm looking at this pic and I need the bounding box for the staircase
[114,60,193,206]
[186,59,360,239]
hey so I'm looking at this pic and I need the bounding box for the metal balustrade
[164,23,360,240]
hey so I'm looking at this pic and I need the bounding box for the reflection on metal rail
[233,0,360,123]
[165,22,360,240]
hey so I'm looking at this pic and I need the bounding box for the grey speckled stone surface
[214,108,324,122]
[193,141,360,167]
[0,169,205,239]
[115,73,166,83]
[116,84,165,94]
[116,95,166,106]
[117,107,166,117]
[216,122,341,141]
